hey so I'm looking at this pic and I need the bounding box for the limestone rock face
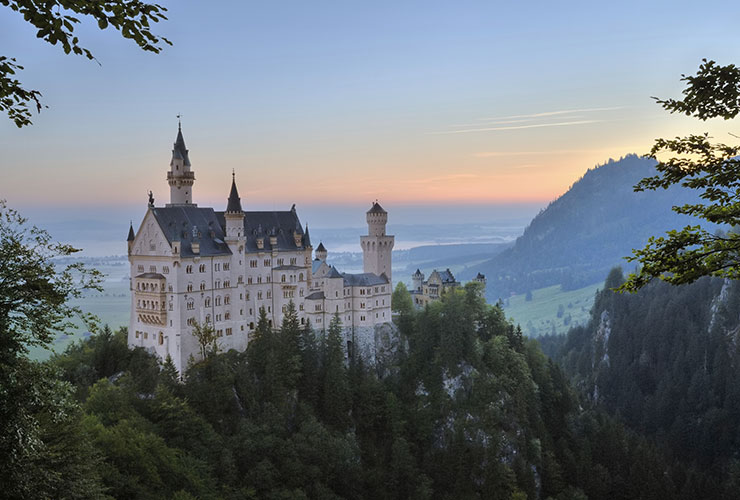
[342,322,401,376]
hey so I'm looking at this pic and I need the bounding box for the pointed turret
[167,121,196,206]
[172,123,191,166]
[226,172,242,213]
[224,172,245,242]
[316,242,327,262]
[303,224,312,247]
[127,221,135,255]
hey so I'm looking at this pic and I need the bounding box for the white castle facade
[127,125,394,372]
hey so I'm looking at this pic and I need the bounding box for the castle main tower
[167,122,196,206]
[360,202,394,282]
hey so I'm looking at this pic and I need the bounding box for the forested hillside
[467,155,709,301]
[6,284,714,499]
[547,269,740,498]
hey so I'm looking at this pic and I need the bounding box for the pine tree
[321,313,351,430]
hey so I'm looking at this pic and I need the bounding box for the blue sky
[2,0,739,220]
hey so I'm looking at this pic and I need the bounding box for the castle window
[215,263,221,271]
[215,296,221,306]
[374,287,378,293]
[205,314,211,323]
[138,265,145,272]
[360,302,365,309]
[266,291,271,299]
[249,322,254,329]
[248,276,253,284]
[224,280,230,288]
[361,315,365,321]
[187,300,195,310]
[264,259,270,267]
[163,266,169,274]
[250,260,257,268]
[159,332,164,345]
[277,258,284,266]
[200,282,206,291]
[301,318,305,325]
[224,295,230,305]
[299,273,303,281]
[237,275,243,284]
[281,275,286,283]
[224,263,230,271]
[205,297,211,307]
[299,289,304,297]
[299,304,304,311]
[257,276,261,284]
[257,291,263,300]
[290,257,296,265]
[186,265,193,274]
[187,283,193,292]
[199,264,206,273]
[215,280,221,289]
[216,329,223,337]
[266,275,271,283]
[226,327,232,336]
[246,293,250,300]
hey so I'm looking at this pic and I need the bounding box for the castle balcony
[167,171,195,180]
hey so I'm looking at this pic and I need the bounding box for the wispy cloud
[477,106,625,122]
[472,148,623,158]
[434,119,601,135]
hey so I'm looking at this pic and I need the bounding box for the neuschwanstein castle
[127,125,395,373]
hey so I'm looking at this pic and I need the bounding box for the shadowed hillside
[463,155,712,302]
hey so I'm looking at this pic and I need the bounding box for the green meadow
[502,281,604,338]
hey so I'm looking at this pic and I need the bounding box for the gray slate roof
[342,272,388,287]
[306,291,325,300]
[226,177,242,213]
[127,223,135,241]
[316,242,326,252]
[438,268,457,283]
[151,206,231,258]
[312,259,324,274]
[367,202,386,214]
[215,209,307,253]
[172,126,191,166]
[327,266,343,279]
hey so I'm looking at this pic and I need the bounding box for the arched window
[224,295,230,305]
[205,297,211,307]
[158,332,164,345]
[215,296,222,306]
[225,311,231,320]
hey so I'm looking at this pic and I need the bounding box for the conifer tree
[321,313,351,430]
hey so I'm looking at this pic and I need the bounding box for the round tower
[360,201,394,282]
[412,268,424,292]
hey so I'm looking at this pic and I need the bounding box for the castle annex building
[127,125,394,372]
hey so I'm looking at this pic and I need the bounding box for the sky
[2,0,740,228]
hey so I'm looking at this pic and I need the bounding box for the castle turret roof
[367,201,386,214]
[316,242,326,252]
[303,225,311,247]
[127,222,135,241]
[171,124,191,166]
[226,174,242,213]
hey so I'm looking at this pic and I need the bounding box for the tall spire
[303,224,311,247]
[127,221,135,241]
[167,120,196,206]
[226,172,242,213]
[172,124,191,166]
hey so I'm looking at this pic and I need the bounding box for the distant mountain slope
[465,154,711,301]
